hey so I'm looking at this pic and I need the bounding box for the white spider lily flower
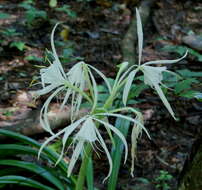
[36,61,67,134]
[63,62,86,121]
[122,9,187,119]
[38,114,128,182]
[37,62,66,96]
[140,65,176,118]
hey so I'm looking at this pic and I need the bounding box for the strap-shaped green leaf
[0,160,64,190]
[107,118,130,190]
[0,175,55,190]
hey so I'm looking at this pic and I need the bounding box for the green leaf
[86,157,94,190]
[0,160,65,190]
[55,5,77,18]
[10,41,25,51]
[49,0,57,8]
[0,12,10,19]
[0,28,21,37]
[162,45,202,62]
[25,55,43,62]
[107,118,130,190]
[0,175,55,190]
[179,90,197,98]
[26,8,47,23]
[174,78,199,94]
[0,130,69,177]
[129,84,148,99]
[177,69,202,78]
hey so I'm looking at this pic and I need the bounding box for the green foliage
[55,5,77,18]
[2,110,13,117]
[0,129,76,190]
[155,170,173,190]
[107,118,130,190]
[162,69,202,100]
[162,45,202,62]
[96,77,148,108]
[10,41,26,51]
[0,12,10,19]
[54,40,82,63]
[25,55,43,62]
[19,1,47,25]
[0,28,21,37]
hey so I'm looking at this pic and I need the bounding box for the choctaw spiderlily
[38,107,150,182]
[122,9,187,119]
[36,23,113,133]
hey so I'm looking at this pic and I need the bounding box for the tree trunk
[178,136,202,190]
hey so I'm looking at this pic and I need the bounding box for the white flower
[63,62,87,121]
[38,113,130,182]
[122,9,187,119]
[38,105,151,182]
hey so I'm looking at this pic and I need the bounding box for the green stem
[75,143,92,190]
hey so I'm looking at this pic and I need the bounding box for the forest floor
[0,0,202,189]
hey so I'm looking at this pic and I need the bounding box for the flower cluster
[37,9,187,182]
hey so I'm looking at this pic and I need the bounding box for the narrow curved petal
[136,8,143,65]
[55,116,87,165]
[87,64,112,93]
[88,69,98,111]
[38,127,66,159]
[144,51,188,65]
[95,113,150,139]
[40,86,65,133]
[36,84,58,97]
[94,127,113,183]
[92,117,128,164]
[123,70,137,105]
[50,23,66,79]
[154,83,176,119]
[60,88,72,110]
[68,140,84,177]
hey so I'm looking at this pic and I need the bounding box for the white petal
[142,65,167,86]
[38,127,66,159]
[36,84,58,96]
[136,8,143,65]
[40,86,64,133]
[154,83,176,119]
[51,23,66,79]
[60,88,72,110]
[144,51,188,65]
[68,140,84,177]
[87,64,112,93]
[88,69,98,111]
[117,66,137,85]
[123,70,137,105]
[75,117,97,142]
[40,62,65,86]
[55,116,87,165]
[94,127,113,183]
[95,113,150,139]
[92,117,128,164]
